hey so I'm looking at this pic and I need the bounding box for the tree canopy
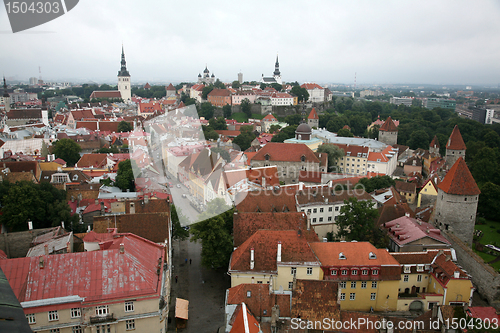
[171,205,189,241]
[316,144,344,171]
[52,138,82,166]
[290,86,309,103]
[115,160,135,192]
[117,121,133,132]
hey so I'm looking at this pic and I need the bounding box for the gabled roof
[235,189,296,213]
[308,108,319,120]
[227,284,291,319]
[395,180,416,193]
[229,303,261,333]
[438,157,480,195]
[430,135,440,148]
[309,241,399,267]
[379,116,398,132]
[208,88,230,97]
[446,125,466,150]
[251,142,319,163]
[0,233,164,303]
[383,216,450,246]
[89,91,122,99]
[166,83,175,91]
[391,249,453,265]
[229,230,320,273]
[301,83,323,90]
[262,113,277,121]
[233,212,318,247]
[76,153,108,168]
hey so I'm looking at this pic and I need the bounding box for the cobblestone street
[168,238,230,333]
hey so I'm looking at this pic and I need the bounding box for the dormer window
[72,174,78,181]
[351,269,358,275]
[339,252,346,260]
[372,269,379,275]
[265,154,270,161]
[301,155,306,162]
[330,269,337,276]
[369,252,377,259]
[246,291,251,298]
[404,265,411,273]
[417,265,424,272]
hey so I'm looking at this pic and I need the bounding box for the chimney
[454,271,460,278]
[39,256,44,269]
[405,212,410,217]
[66,241,71,253]
[95,198,99,205]
[61,221,65,229]
[100,201,105,215]
[277,242,282,263]
[144,195,149,204]
[307,212,311,231]
[250,248,255,270]
[44,244,49,255]
[119,243,124,254]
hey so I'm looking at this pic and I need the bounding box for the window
[361,281,367,289]
[404,265,411,273]
[247,291,251,297]
[96,324,111,333]
[125,301,134,312]
[320,208,323,213]
[351,281,356,289]
[404,275,409,282]
[48,310,59,321]
[313,208,317,213]
[335,206,339,212]
[288,282,294,290]
[328,216,332,221]
[372,269,379,275]
[319,217,323,222]
[417,275,422,282]
[350,293,356,300]
[340,293,345,300]
[340,281,346,289]
[313,218,317,223]
[371,293,376,301]
[417,265,424,272]
[351,269,358,275]
[372,281,377,288]
[96,305,109,316]
[71,308,81,318]
[291,267,296,275]
[362,269,368,275]
[306,267,313,275]
[126,319,135,330]
[330,269,337,276]
[26,313,35,324]
[72,326,83,333]
[50,330,60,333]
[307,209,311,214]
[257,281,262,284]
[341,270,347,275]
[328,207,332,212]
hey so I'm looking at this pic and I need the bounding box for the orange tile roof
[229,230,320,273]
[251,142,319,163]
[446,125,466,150]
[301,83,323,90]
[291,279,340,322]
[76,153,108,168]
[208,88,231,97]
[235,188,297,213]
[379,116,398,132]
[308,108,319,120]
[262,114,277,121]
[229,303,261,333]
[437,157,480,195]
[309,241,400,267]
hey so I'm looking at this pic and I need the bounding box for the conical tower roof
[308,108,319,120]
[438,157,480,195]
[379,116,398,132]
[430,135,440,148]
[446,125,466,150]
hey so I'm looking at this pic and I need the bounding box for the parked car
[182,194,187,198]
[176,184,181,188]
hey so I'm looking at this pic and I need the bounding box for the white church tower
[117,46,131,102]
[273,55,282,85]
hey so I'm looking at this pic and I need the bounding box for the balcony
[90,313,116,324]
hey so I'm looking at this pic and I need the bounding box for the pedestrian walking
[185,258,188,264]
[190,259,192,264]
[175,275,178,283]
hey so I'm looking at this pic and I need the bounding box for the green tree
[52,138,82,166]
[241,99,252,119]
[231,81,241,89]
[470,147,500,186]
[223,104,232,119]
[115,160,135,192]
[290,85,309,103]
[171,205,189,241]
[202,86,214,99]
[209,117,228,130]
[317,144,344,171]
[117,121,133,132]
[190,199,234,269]
[201,125,219,140]
[270,83,283,92]
[335,197,386,248]
[214,79,226,89]
[199,102,215,120]
[268,124,282,133]
[337,128,354,137]
[233,128,256,151]
[357,175,395,193]
[407,129,429,149]
[284,114,303,126]
[271,125,297,142]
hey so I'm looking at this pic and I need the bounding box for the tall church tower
[3,76,10,112]
[117,46,131,102]
[273,55,282,85]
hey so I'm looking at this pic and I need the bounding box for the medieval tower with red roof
[445,125,466,167]
[433,157,480,245]
[117,45,131,102]
[307,108,319,129]
[378,116,398,145]
[429,135,440,156]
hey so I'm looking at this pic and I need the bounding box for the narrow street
[168,238,230,333]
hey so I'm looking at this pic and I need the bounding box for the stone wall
[444,231,500,309]
[0,228,57,258]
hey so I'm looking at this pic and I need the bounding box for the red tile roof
[467,306,500,322]
[394,180,416,193]
[233,212,318,247]
[89,90,122,99]
[301,83,323,90]
[229,230,320,274]
[308,108,319,120]
[430,135,440,148]
[227,284,291,319]
[446,125,466,150]
[292,279,340,322]
[431,252,470,286]
[251,142,319,163]
[215,130,241,137]
[391,249,453,265]
[438,157,480,195]
[0,233,165,303]
[166,83,175,91]
[379,116,398,132]
[262,114,277,121]
[225,166,280,189]
[235,188,297,213]
[309,241,399,267]
[229,303,261,333]
[208,88,231,97]
[76,154,108,168]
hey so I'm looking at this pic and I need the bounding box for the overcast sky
[2,0,500,86]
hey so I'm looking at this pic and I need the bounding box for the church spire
[273,54,280,76]
[118,45,130,77]
[3,76,9,98]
